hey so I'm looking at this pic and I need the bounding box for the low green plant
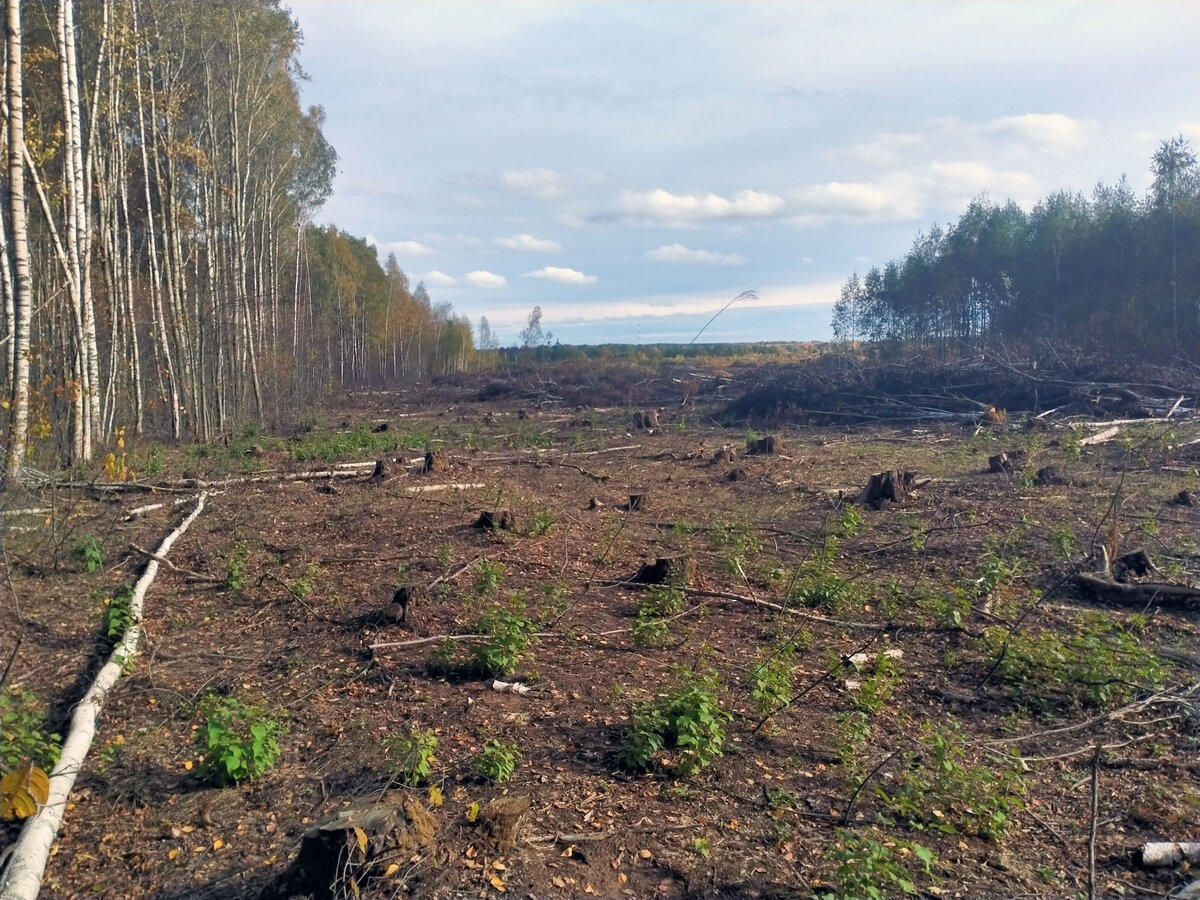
[196,694,284,785]
[619,666,731,777]
[145,444,166,476]
[469,598,539,677]
[984,613,1164,709]
[290,426,401,462]
[436,541,454,569]
[633,583,687,647]
[1,687,62,770]
[104,587,135,641]
[747,641,797,719]
[224,539,249,591]
[875,719,1026,839]
[290,560,323,598]
[817,829,935,899]
[473,559,506,597]
[527,508,554,537]
[383,727,439,786]
[474,739,519,782]
[1050,526,1079,560]
[690,836,711,858]
[850,652,902,715]
[71,534,105,573]
[837,503,863,539]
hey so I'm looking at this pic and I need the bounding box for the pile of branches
[723,349,1200,426]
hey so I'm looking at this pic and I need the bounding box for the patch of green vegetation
[816,829,935,899]
[71,534,105,573]
[290,426,403,462]
[196,694,285,786]
[383,727,439,786]
[474,739,520,782]
[1,687,62,771]
[633,582,688,647]
[876,719,1026,839]
[746,640,802,721]
[224,539,250,591]
[468,598,540,678]
[619,665,731,777]
[983,613,1164,709]
[473,559,506,597]
[526,508,554,536]
[103,587,135,641]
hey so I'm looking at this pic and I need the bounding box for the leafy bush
[197,695,284,785]
[633,583,687,647]
[526,509,554,536]
[469,599,539,677]
[620,667,730,776]
[1,688,61,771]
[71,534,105,573]
[984,613,1164,709]
[817,829,935,899]
[383,727,438,786]
[747,641,797,719]
[224,539,249,591]
[104,587,135,641]
[473,559,505,597]
[290,427,401,462]
[876,719,1026,839]
[474,739,520,782]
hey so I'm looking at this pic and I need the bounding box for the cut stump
[368,459,390,484]
[475,795,530,853]
[854,470,916,509]
[424,450,450,474]
[261,797,437,900]
[474,509,518,531]
[747,435,783,455]
[630,555,696,587]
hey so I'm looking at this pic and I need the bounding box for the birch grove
[1,0,479,485]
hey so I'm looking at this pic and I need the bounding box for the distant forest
[832,138,1200,357]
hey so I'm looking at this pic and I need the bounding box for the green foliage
[747,641,797,719]
[1050,525,1079,560]
[383,727,439,786]
[290,560,323,598]
[104,587,135,641]
[436,541,454,569]
[817,829,935,899]
[474,739,519,782]
[71,534,105,573]
[145,444,166,476]
[619,667,731,777]
[469,598,539,677]
[223,539,250,591]
[849,652,902,715]
[876,720,1026,839]
[526,509,554,537]
[710,518,762,577]
[290,426,401,462]
[790,571,857,614]
[837,503,863,539]
[196,694,284,786]
[1,688,62,771]
[473,559,506,597]
[984,613,1164,709]
[633,583,687,647]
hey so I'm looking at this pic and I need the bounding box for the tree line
[831,137,1200,358]
[0,0,482,483]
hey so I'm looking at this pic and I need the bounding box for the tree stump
[630,555,696,586]
[474,509,518,531]
[372,422,390,433]
[726,468,747,482]
[475,795,530,853]
[627,492,646,511]
[1033,466,1066,486]
[385,585,425,623]
[712,446,738,465]
[854,470,915,509]
[424,450,450,474]
[987,449,1026,473]
[368,459,391,484]
[1113,549,1157,582]
[747,435,782,455]
[1170,489,1195,507]
[261,797,437,900]
[633,410,660,430]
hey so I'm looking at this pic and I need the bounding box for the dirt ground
[3,364,1199,899]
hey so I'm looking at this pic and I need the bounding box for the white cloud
[979,113,1095,152]
[617,188,785,225]
[790,177,924,224]
[387,240,435,256]
[522,266,598,285]
[842,131,926,166]
[465,270,508,288]
[495,234,563,253]
[500,168,567,200]
[422,270,457,287]
[646,243,746,265]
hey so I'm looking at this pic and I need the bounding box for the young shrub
[746,641,797,720]
[197,695,285,786]
[224,539,249,591]
[619,667,731,777]
[817,829,936,899]
[1,688,61,771]
[103,587,135,641]
[383,727,439,786]
[469,598,539,677]
[474,739,520,782]
[71,534,105,573]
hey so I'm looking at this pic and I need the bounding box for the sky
[286,1,1200,346]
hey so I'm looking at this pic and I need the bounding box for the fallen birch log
[1134,841,1200,867]
[0,493,209,900]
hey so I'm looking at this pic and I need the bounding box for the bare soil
[3,362,1199,900]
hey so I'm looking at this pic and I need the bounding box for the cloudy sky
[286,1,1199,346]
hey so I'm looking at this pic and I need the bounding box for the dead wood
[423,449,450,474]
[1133,841,1200,867]
[475,795,531,853]
[747,434,783,455]
[128,545,222,583]
[628,555,696,586]
[261,797,437,900]
[474,509,518,531]
[854,470,917,509]
[626,492,646,511]
[1076,573,1200,609]
[368,459,390,483]
[988,449,1026,473]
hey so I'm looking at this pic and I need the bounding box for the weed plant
[474,739,520,782]
[1,688,61,770]
[383,727,439,786]
[620,666,731,777]
[197,694,284,785]
[817,829,935,899]
[468,598,539,677]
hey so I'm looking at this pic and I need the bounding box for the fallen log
[1076,572,1200,609]
[0,494,210,900]
[1134,841,1200,867]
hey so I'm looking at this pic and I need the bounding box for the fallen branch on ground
[0,493,209,900]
